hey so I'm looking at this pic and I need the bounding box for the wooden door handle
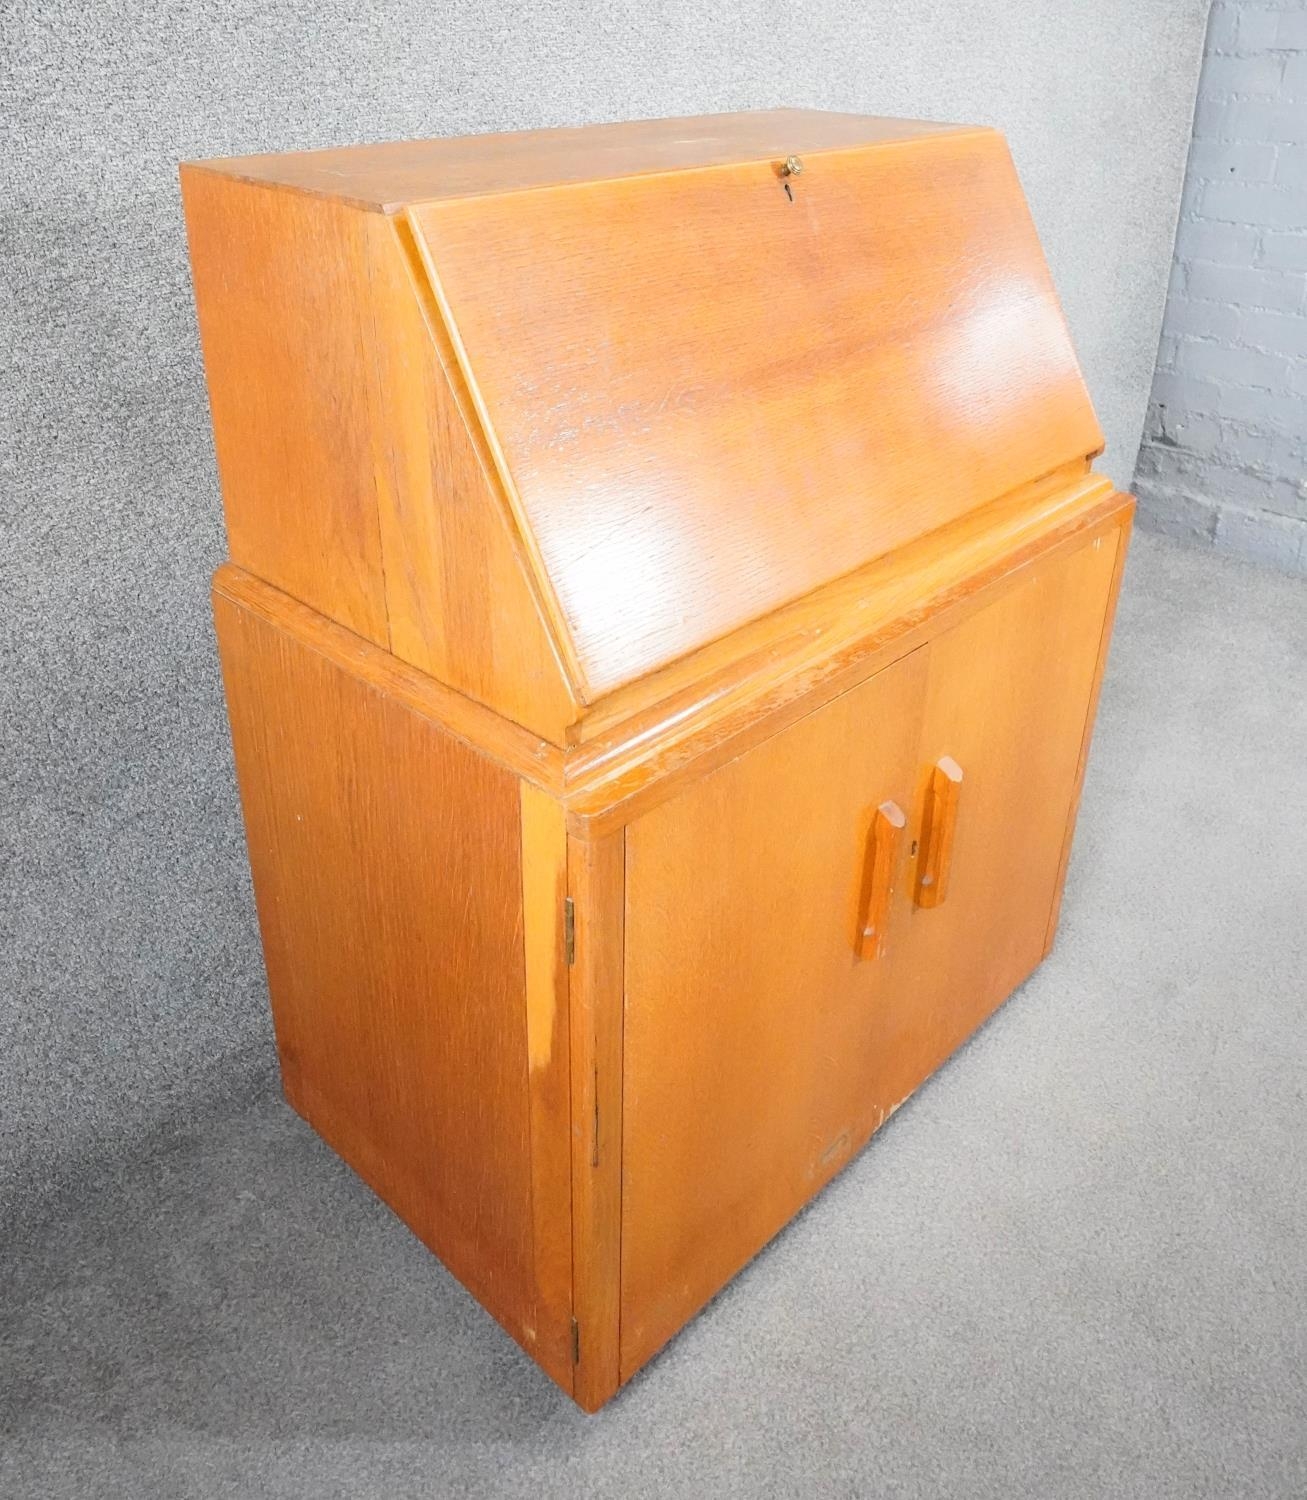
[857,800,906,960]
[916,756,963,908]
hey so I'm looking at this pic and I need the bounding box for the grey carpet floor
[3,531,1306,1499]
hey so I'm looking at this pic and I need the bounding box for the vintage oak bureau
[181,109,1132,1410]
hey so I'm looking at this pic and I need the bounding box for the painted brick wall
[1135,0,1307,573]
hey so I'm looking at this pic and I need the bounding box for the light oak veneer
[184,108,1132,1411]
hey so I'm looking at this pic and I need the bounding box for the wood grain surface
[214,583,560,1376]
[184,108,981,211]
[566,831,625,1411]
[620,646,930,1378]
[618,525,1124,1384]
[409,127,1102,697]
[182,174,393,645]
[519,784,575,1390]
[182,171,576,741]
[212,564,564,791]
[562,481,1130,835]
[368,214,578,736]
[1044,508,1133,952]
[890,523,1126,1088]
[185,110,1133,1413]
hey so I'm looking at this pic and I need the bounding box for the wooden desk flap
[406,126,1103,700]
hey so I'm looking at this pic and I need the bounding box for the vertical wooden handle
[857,800,906,960]
[916,756,963,908]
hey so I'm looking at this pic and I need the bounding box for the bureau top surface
[185,109,982,211]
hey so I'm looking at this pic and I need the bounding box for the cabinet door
[618,527,1123,1383]
[621,647,929,1377]
[893,528,1123,1078]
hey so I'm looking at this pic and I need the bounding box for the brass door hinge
[564,896,576,966]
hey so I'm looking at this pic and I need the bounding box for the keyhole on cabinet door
[911,839,919,855]
[783,181,794,202]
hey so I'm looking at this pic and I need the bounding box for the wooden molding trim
[562,482,1134,836]
[212,565,567,791]
[214,481,1134,834]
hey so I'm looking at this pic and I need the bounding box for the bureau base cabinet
[186,109,1133,1410]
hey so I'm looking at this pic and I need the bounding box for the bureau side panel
[1045,504,1134,950]
[181,168,578,740]
[182,170,391,646]
[213,585,542,1360]
[369,214,580,739]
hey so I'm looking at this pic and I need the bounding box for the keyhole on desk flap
[778,154,804,202]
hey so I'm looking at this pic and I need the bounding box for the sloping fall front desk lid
[399,117,1104,701]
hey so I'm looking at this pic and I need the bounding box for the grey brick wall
[1135,0,1307,574]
